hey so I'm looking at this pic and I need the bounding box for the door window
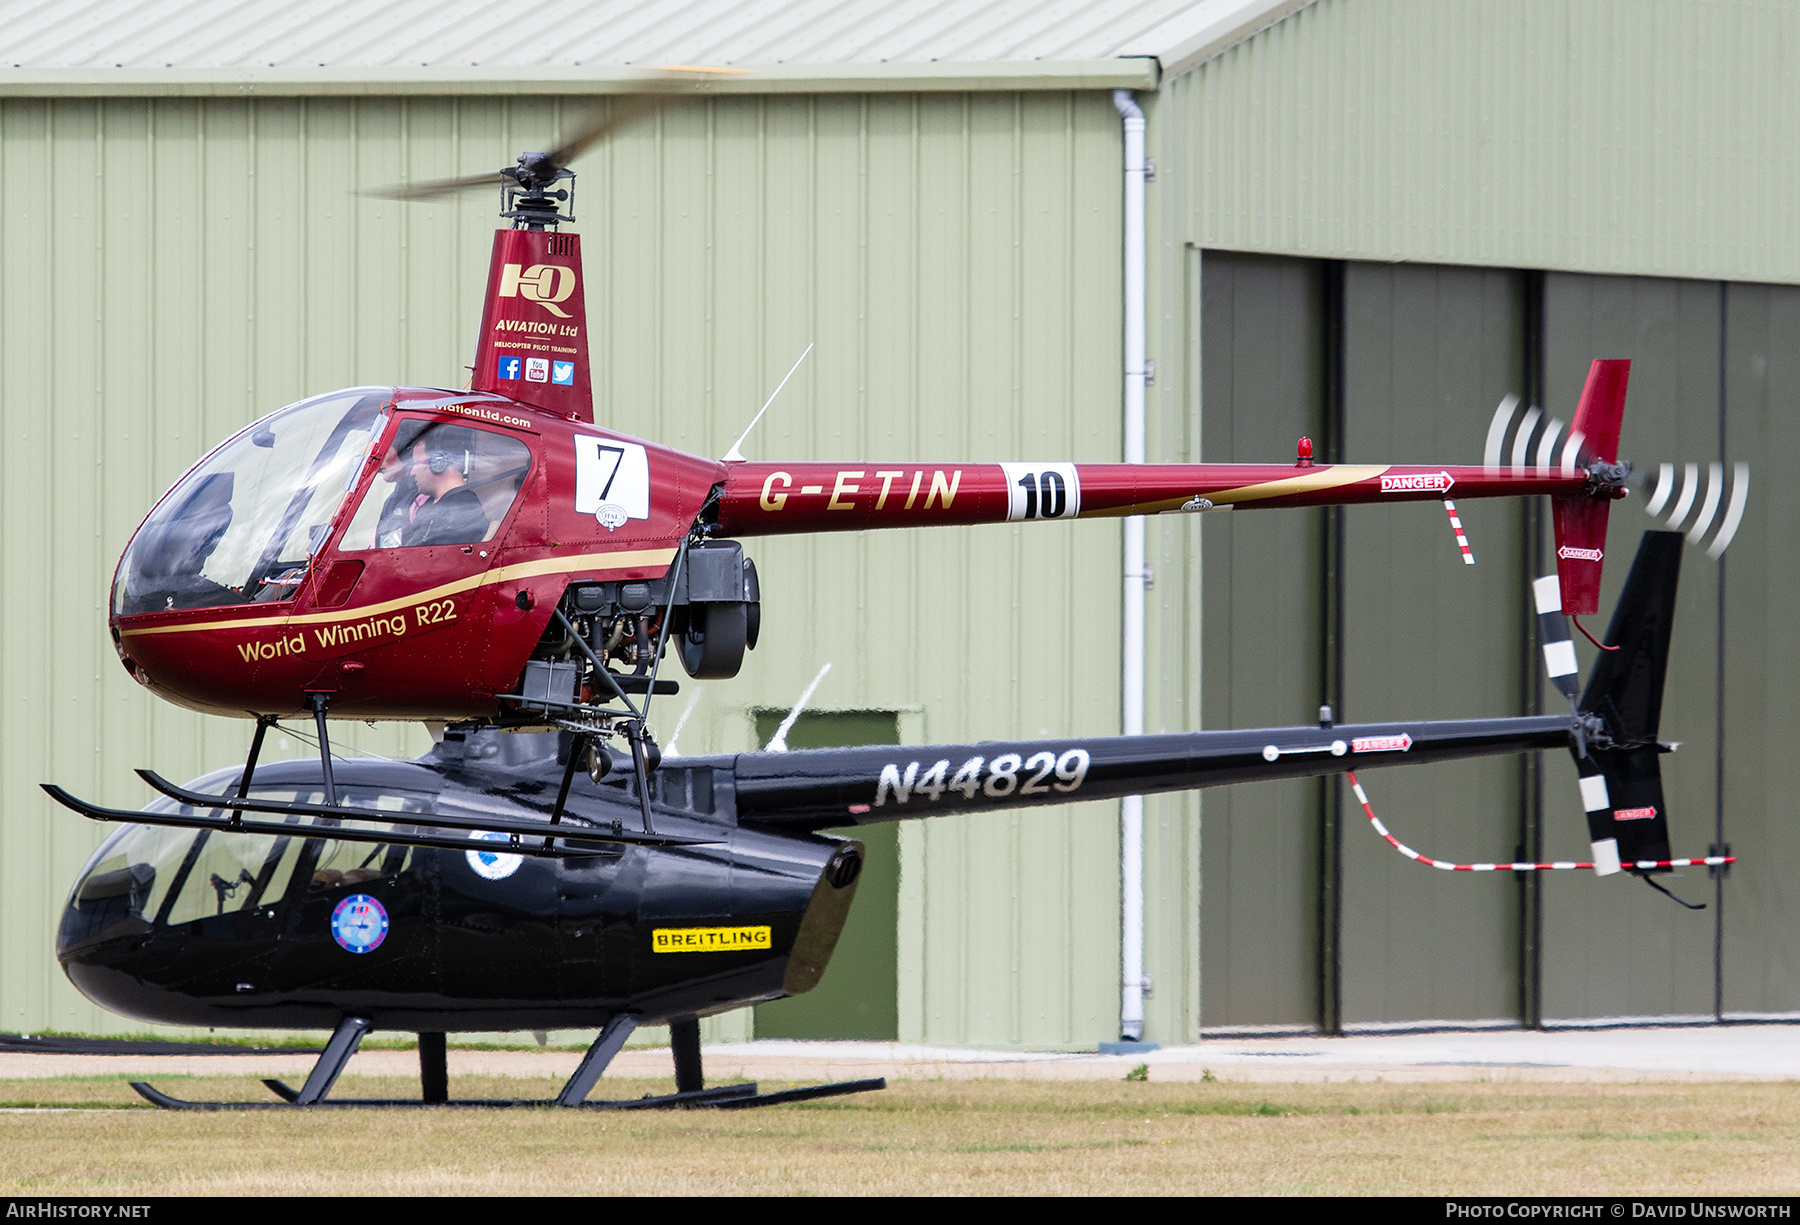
[339,419,532,551]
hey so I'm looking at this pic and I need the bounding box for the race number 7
[1001,463,1082,522]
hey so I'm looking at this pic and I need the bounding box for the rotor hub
[501,157,576,230]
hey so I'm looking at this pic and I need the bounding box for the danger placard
[1351,734,1414,753]
[1379,471,1454,495]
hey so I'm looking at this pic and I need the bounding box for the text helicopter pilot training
[48,532,1726,1110]
[48,72,1750,837]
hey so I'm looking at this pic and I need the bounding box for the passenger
[371,440,420,549]
[400,426,490,547]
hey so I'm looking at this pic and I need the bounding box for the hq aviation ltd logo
[497,262,578,318]
[330,894,389,954]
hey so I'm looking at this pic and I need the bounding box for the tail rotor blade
[1706,462,1751,558]
[1559,430,1585,478]
[1534,417,1566,472]
[1686,462,1724,545]
[1631,459,1749,558]
[1511,406,1543,471]
[1665,463,1700,530]
[1485,394,1519,473]
[1645,463,1676,516]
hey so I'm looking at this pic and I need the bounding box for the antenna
[764,662,831,752]
[662,690,703,758]
[724,344,813,463]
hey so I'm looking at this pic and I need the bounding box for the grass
[0,1075,1795,1195]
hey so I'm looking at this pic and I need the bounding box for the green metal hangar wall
[1158,0,1800,1035]
[0,0,1179,1049]
[1,0,1795,1048]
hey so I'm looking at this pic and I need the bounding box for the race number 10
[1001,463,1082,522]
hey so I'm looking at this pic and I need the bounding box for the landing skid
[132,770,714,849]
[42,772,713,855]
[127,1015,885,1112]
[128,1079,882,1111]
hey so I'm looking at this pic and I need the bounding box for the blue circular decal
[465,830,523,881]
[330,893,389,954]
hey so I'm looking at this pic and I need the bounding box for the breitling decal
[652,925,772,953]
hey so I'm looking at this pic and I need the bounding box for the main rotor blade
[359,67,746,202]
[542,69,747,167]
[352,96,661,203]
[546,92,672,167]
[361,171,508,202]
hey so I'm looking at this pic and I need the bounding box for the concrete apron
[3,1025,1799,1085]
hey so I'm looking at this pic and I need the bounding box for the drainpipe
[1113,87,1148,1043]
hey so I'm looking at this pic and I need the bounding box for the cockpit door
[292,414,540,718]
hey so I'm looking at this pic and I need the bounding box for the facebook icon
[495,353,523,381]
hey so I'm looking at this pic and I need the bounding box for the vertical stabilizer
[470,229,593,421]
[1574,531,1682,873]
[1550,359,1631,615]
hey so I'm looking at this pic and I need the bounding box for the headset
[426,448,471,477]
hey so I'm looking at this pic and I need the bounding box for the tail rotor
[1641,460,1751,559]
[1484,363,1751,606]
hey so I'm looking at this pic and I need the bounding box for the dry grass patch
[0,1076,1795,1195]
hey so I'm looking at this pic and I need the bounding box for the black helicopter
[48,533,1698,1111]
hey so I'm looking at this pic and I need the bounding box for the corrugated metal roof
[0,0,1306,78]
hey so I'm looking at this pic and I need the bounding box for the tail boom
[731,715,1573,831]
[715,461,1601,537]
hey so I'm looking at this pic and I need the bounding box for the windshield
[59,784,431,952]
[113,389,389,614]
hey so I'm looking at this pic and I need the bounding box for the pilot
[400,426,490,547]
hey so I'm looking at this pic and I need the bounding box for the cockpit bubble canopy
[114,389,388,615]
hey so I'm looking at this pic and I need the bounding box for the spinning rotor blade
[361,171,509,202]
[1638,461,1750,558]
[360,67,746,202]
[1492,398,1587,480]
[543,92,669,167]
[1487,392,1751,559]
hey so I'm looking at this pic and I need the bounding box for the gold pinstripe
[118,547,680,639]
[1200,465,1388,505]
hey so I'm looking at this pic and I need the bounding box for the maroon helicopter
[61,107,1668,831]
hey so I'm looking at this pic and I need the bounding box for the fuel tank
[57,732,860,1032]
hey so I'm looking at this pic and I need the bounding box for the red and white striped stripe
[1443,499,1475,565]
[1347,771,1733,873]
